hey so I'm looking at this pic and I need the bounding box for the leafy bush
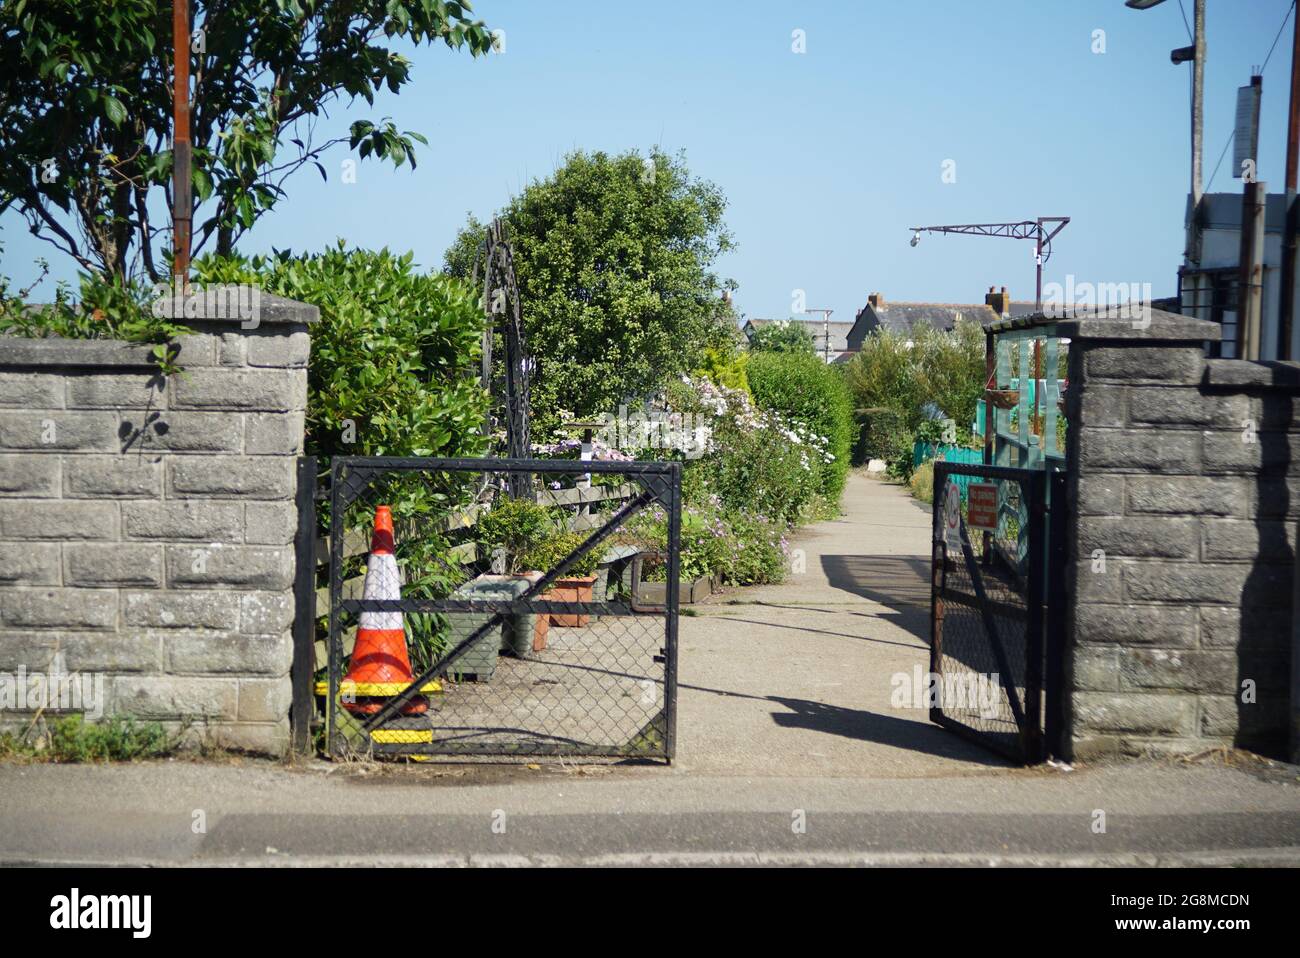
[676,507,732,581]
[717,510,788,585]
[913,418,952,446]
[194,245,490,678]
[621,498,786,586]
[912,318,986,435]
[193,244,488,463]
[844,320,987,477]
[747,320,815,355]
[521,530,600,578]
[747,351,855,502]
[844,327,924,423]
[859,408,914,479]
[474,496,561,574]
[693,344,750,396]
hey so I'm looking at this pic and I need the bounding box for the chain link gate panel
[324,457,680,762]
[930,461,1048,763]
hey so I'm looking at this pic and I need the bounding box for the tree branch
[26,202,98,274]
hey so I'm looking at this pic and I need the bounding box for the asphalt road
[2,758,1298,866]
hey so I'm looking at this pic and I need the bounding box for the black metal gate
[929,461,1063,763]
[324,456,680,762]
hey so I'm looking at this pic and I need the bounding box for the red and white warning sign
[967,483,998,532]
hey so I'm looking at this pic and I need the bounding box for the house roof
[875,304,992,331]
[854,300,1039,335]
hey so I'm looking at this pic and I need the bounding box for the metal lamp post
[1126,0,1206,217]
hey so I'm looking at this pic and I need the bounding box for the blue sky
[2,0,1297,326]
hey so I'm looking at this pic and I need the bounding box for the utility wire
[1177,0,1194,42]
[1261,0,1296,72]
[1206,0,1296,191]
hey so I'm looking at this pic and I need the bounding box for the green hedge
[746,351,855,502]
[193,244,487,463]
[843,321,986,474]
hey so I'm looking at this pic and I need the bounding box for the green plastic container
[445,574,531,681]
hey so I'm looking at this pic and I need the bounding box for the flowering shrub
[669,375,826,524]
[622,497,787,586]
[531,436,635,463]
[719,510,789,585]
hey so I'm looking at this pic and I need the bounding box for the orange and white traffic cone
[341,505,428,716]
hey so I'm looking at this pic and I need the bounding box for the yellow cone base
[315,679,442,697]
[371,728,435,745]
[368,715,435,746]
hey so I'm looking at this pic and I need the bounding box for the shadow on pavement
[767,695,1011,767]
[821,554,931,609]
[708,614,923,650]
[678,676,1009,767]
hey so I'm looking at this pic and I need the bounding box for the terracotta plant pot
[514,571,550,652]
[547,575,597,627]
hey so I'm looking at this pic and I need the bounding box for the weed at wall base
[0,714,177,763]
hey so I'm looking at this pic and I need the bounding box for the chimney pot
[985,285,1010,317]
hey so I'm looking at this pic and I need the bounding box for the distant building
[846,287,1036,348]
[1179,192,1299,360]
[741,317,857,363]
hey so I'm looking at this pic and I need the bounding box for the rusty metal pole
[172,0,192,288]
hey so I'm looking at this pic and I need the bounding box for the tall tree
[0,0,494,281]
[444,148,737,428]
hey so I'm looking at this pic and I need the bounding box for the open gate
[323,456,680,762]
[930,461,1064,763]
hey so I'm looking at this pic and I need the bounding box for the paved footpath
[678,469,993,777]
[1,472,1298,865]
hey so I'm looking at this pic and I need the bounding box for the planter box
[594,545,641,612]
[445,574,531,681]
[547,575,597,627]
[633,571,714,606]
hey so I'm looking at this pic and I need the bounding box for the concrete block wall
[1060,310,1294,760]
[0,292,316,755]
